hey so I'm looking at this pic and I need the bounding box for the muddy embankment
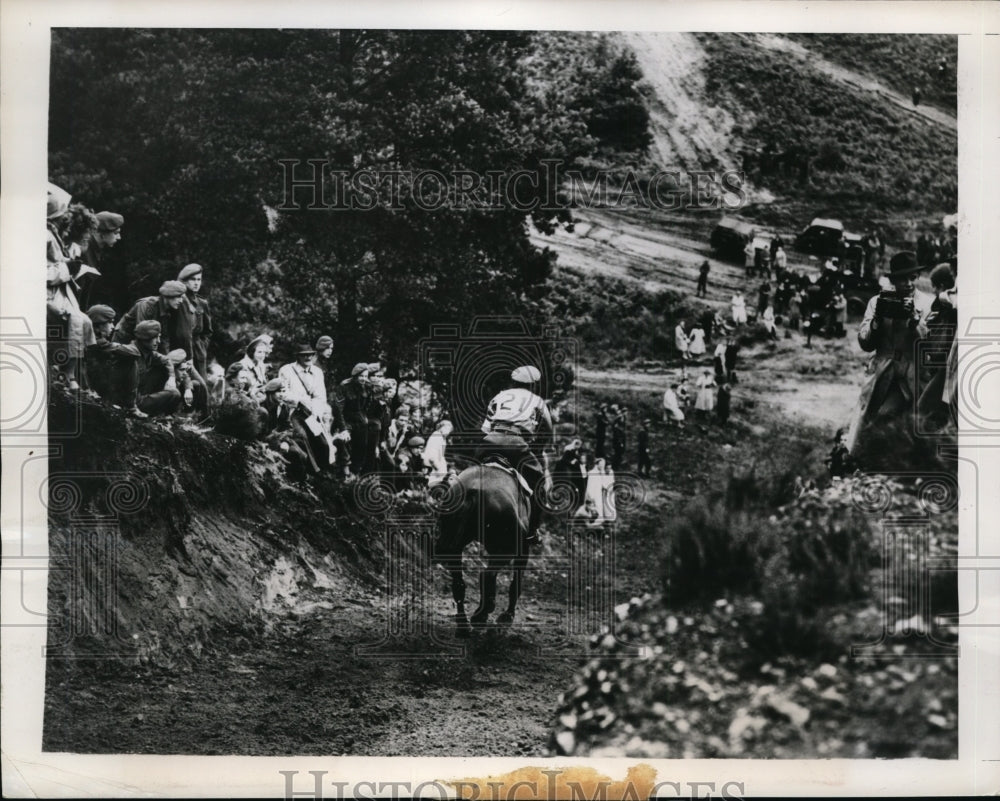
[45,391,394,669]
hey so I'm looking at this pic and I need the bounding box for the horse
[433,463,532,637]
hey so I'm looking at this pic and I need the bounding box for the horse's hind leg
[470,558,499,627]
[498,552,529,627]
[447,563,471,638]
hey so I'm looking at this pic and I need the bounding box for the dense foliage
[49,29,650,375]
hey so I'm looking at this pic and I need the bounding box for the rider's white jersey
[482,387,550,436]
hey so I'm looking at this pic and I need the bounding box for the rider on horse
[476,365,554,545]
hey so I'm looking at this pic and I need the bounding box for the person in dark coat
[114,281,186,352]
[260,377,319,476]
[636,419,651,477]
[127,320,183,417]
[609,404,627,471]
[340,363,371,475]
[84,304,138,407]
[77,211,124,309]
[554,438,586,512]
[177,264,213,383]
[696,260,710,297]
[594,403,609,459]
[716,381,731,425]
[916,264,958,430]
[825,428,856,478]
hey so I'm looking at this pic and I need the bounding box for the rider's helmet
[511,365,541,384]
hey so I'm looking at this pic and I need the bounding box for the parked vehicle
[710,216,757,261]
[795,217,845,256]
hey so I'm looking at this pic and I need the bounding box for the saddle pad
[482,460,533,496]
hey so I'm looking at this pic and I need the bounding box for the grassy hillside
[787,34,957,112]
[695,33,957,219]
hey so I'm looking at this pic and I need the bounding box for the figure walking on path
[696,260,710,297]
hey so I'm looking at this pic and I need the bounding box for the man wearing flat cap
[477,364,556,544]
[114,281,187,351]
[84,304,141,406]
[177,263,214,386]
[845,251,932,464]
[79,211,124,308]
[114,280,208,417]
[124,320,184,417]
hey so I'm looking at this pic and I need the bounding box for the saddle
[481,456,533,497]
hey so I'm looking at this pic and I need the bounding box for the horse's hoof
[497,612,514,628]
[470,613,489,628]
[456,615,471,638]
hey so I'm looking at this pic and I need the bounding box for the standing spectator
[178,264,213,384]
[757,280,771,316]
[830,291,848,338]
[637,419,652,477]
[609,404,627,471]
[716,381,731,425]
[676,378,693,410]
[731,291,748,326]
[77,210,124,309]
[594,402,609,459]
[695,369,716,419]
[46,184,96,391]
[724,340,740,385]
[744,239,756,278]
[696,260,710,297]
[422,420,454,487]
[63,205,100,313]
[341,363,371,474]
[761,304,779,341]
[688,325,706,357]
[912,86,922,107]
[787,289,802,330]
[554,438,586,512]
[674,320,691,374]
[773,244,787,275]
[845,251,931,461]
[917,264,958,429]
[713,340,727,382]
[662,383,685,426]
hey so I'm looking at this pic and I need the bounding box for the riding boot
[525,497,543,546]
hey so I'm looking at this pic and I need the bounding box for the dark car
[710,217,757,261]
[795,217,844,257]
[837,232,866,275]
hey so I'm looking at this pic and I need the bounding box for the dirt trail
[529,206,821,307]
[617,32,775,204]
[745,33,957,133]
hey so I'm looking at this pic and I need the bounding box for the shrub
[662,466,878,653]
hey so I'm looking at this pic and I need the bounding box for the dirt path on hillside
[45,337,865,757]
[530,206,822,308]
[744,33,957,133]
